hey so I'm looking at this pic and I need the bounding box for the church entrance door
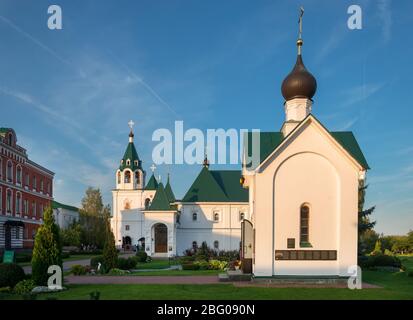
[154,223,167,253]
[241,219,254,274]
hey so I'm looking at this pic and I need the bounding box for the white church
[111,16,369,277]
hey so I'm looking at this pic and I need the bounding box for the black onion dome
[281,54,317,101]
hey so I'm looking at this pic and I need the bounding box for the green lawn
[1,269,412,300]
[134,258,176,270]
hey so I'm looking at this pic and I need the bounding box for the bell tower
[116,120,146,190]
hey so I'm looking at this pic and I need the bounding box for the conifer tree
[31,206,63,285]
[102,215,117,273]
[358,179,376,255]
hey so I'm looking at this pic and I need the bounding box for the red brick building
[0,128,54,250]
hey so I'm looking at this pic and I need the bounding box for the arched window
[16,192,21,214]
[192,212,198,221]
[124,171,131,183]
[16,166,22,184]
[144,198,151,210]
[239,212,245,221]
[117,172,121,184]
[126,159,131,166]
[192,241,198,250]
[135,171,140,184]
[214,240,219,249]
[8,133,13,146]
[7,161,12,182]
[300,205,310,244]
[213,212,220,222]
[6,189,12,213]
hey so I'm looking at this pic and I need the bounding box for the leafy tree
[358,179,376,255]
[60,221,82,247]
[102,216,117,273]
[79,187,111,249]
[31,206,63,286]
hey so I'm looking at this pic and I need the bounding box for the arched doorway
[123,236,132,250]
[153,223,167,253]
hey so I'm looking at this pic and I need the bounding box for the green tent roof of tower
[119,140,142,171]
[165,175,176,203]
[145,174,159,190]
[147,183,174,211]
[182,166,248,202]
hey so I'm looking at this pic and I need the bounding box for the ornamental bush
[360,254,402,269]
[182,263,200,270]
[116,257,137,270]
[102,219,117,273]
[90,255,104,269]
[70,265,88,275]
[0,263,26,288]
[193,260,209,270]
[208,259,228,270]
[13,279,36,294]
[31,206,63,286]
[135,251,148,263]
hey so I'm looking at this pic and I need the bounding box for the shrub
[217,250,240,262]
[182,263,200,270]
[407,271,413,277]
[135,251,148,263]
[13,279,36,294]
[360,254,402,269]
[179,256,196,264]
[0,287,11,293]
[108,268,128,275]
[61,252,70,259]
[116,257,137,270]
[208,259,228,270]
[0,263,25,288]
[90,255,104,269]
[31,207,63,286]
[70,265,88,275]
[102,220,117,273]
[193,260,209,270]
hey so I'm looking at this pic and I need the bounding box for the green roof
[243,123,369,170]
[119,142,142,171]
[182,167,248,203]
[52,200,79,212]
[147,183,174,211]
[145,174,159,190]
[164,175,176,203]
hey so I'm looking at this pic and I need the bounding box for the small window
[144,198,151,210]
[6,189,12,212]
[40,180,44,191]
[192,241,198,250]
[214,240,219,249]
[8,133,13,146]
[192,212,198,221]
[15,227,20,239]
[126,159,131,166]
[135,171,140,184]
[117,172,121,184]
[7,161,12,182]
[16,166,22,184]
[287,238,295,249]
[125,225,130,231]
[213,212,220,222]
[239,212,245,221]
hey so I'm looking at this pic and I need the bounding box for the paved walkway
[23,253,134,274]
[65,275,221,285]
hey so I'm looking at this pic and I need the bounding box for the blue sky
[1,0,412,235]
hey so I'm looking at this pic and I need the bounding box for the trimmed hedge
[13,279,36,294]
[0,263,26,288]
[182,263,200,270]
[360,254,402,269]
[116,257,137,270]
[70,265,88,275]
[90,255,104,269]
